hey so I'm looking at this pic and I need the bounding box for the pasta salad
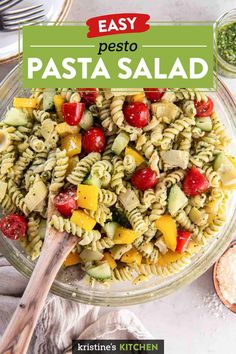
[0,87,236,284]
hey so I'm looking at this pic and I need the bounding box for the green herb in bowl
[217,21,236,66]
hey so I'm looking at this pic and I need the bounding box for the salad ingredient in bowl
[217,21,236,67]
[1,68,236,305]
[0,85,235,285]
[215,9,236,77]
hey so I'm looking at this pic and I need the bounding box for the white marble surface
[1,1,236,353]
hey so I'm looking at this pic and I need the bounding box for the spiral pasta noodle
[1,143,15,176]
[50,215,101,240]
[110,156,126,194]
[14,148,35,183]
[50,149,69,192]
[126,208,147,234]
[99,98,116,132]
[113,267,133,281]
[98,189,117,207]
[161,116,195,150]
[92,237,114,251]
[25,215,42,260]
[8,180,29,215]
[102,135,115,161]
[110,95,125,128]
[123,154,136,178]
[67,152,100,185]
[88,204,112,226]
[33,109,51,123]
[172,88,207,102]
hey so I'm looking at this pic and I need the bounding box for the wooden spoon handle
[0,229,77,354]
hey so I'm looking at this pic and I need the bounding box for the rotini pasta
[0,87,233,286]
[67,152,100,185]
[50,149,69,192]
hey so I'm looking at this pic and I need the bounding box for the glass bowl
[1,65,236,306]
[214,9,236,78]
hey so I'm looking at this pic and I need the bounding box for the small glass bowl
[214,9,236,78]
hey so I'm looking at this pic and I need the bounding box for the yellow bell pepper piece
[64,252,81,267]
[66,156,79,176]
[205,198,222,223]
[121,248,142,265]
[113,226,138,245]
[77,184,99,211]
[56,122,80,137]
[127,93,146,103]
[125,146,144,166]
[61,133,82,157]
[221,157,236,190]
[54,94,65,119]
[103,252,117,270]
[157,251,185,266]
[155,215,177,252]
[228,155,236,168]
[71,210,96,231]
[13,97,38,109]
[222,183,236,190]
[219,156,236,190]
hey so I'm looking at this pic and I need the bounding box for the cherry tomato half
[77,88,98,107]
[54,187,77,218]
[0,214,27,240]
[131,167,158,190]
[182,167,210,196]
[176,230,191,253]
[194,97,214,117]
[62,102,85,126]
[144,88,167,102]
[83,127,106,153]
[123,102,150,128]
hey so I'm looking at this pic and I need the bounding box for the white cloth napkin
[0,255,152,354]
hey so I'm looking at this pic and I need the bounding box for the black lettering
[98,43,107,55]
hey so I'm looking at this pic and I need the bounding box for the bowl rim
[1,66,236,306]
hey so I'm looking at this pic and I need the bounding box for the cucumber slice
[104,222,118,239]
[112,132,129,155]
[80,249,103,261]
[112,208,131,229]
[168,185,188,216]
[86,262,112,280]
[213,153,236,186]
[4,108,28,126]
[213,153,227,171]
[79,109,94,130]
[84,174,101,188]
[195,117,212,132]
[43,89,56,111]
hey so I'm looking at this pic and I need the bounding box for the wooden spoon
[213,240,236,314]
[0,193,78,354]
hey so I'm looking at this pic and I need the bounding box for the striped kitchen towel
[0,255,152,354]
